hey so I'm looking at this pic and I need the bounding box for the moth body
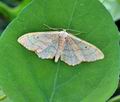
[55,31,68,62]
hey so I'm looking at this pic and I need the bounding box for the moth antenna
[43,24,63,31]
[66,28,86,35]
[43,24,85,35]
[66,29,80,32]
[43,24,57,30]
[74,32,86,35]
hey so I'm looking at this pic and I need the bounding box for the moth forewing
[67,33,104,61]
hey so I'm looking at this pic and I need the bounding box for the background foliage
[99,0,120,21]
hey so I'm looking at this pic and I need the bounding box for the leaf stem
[0,95,7,101]
[0,1,14,21]
[13,0,32,16]
[0,0,32,21]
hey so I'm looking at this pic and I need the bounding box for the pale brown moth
[18,29,104,66]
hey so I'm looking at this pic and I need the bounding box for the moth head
[18,33,39,51]
[59,30,68,38]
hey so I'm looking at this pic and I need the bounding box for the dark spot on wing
[85,46,88,48]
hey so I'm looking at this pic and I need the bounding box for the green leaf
[0,86,11,102]
[0,87,6,101]
[99,0,120,21]
[108,95,120,102]
[0,0,120,102]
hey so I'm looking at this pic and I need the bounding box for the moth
[18,30,104,66]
